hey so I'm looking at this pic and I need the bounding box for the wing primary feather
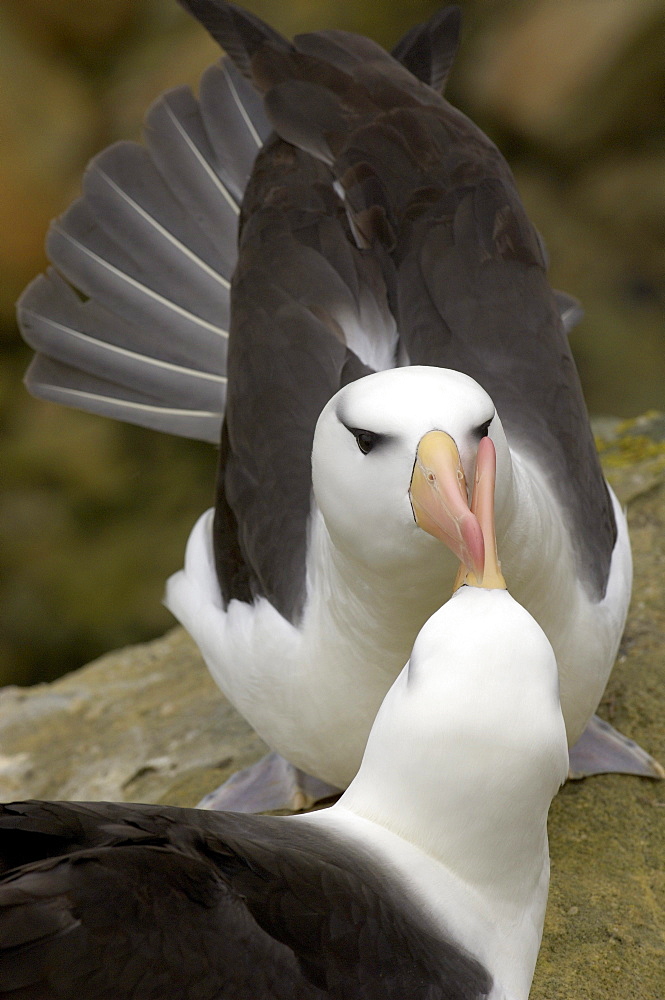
[18,51,271,438]
[162,99,240,215]
[19,269,228,386]
[221,58,268,147]
[178,0,290,81]
[25,356,225,442]
[21,310,227,387]
[96,166,231,290]
[49,226,229,337]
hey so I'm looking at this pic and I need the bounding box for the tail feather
[18,58,268,441]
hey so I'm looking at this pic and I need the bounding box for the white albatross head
[311,366,513,575]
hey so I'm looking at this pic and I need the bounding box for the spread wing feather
[17,59,268,441]
[25,354,226,441]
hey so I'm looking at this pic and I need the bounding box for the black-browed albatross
[17,0,660,808]
[0,439,569,1000]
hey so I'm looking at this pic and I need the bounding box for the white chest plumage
[166,369,630,788]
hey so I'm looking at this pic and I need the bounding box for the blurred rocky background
[1,0,664,686]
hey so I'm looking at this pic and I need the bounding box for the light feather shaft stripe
[55,229,230,339]
[37,384,222,419]
[24,311,228,383]
[222,62,263,148]
[164,103,241,214]
[98,169,232,290]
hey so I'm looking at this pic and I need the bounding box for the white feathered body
[296,585,569,1000]
[166,428,630,789]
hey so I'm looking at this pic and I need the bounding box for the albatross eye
[351,429,378,455]
[476,419,492,439]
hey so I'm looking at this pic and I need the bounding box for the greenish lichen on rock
[594,411,665,505]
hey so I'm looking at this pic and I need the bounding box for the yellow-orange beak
[409,431,485,581]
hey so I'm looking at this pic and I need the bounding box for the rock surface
[0,628,266,807]
[532,414,665,998]
[0,418,664,995]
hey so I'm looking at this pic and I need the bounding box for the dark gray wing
[180,1,399,622]
[18,59,270,442]
[215,134,394,620]
[0,801,492,1000]
[206,811,493,1000]
[0,801,325,1000]
[17,0,594,619]
[206,2,615,601]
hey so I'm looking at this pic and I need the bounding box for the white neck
[336,591,567,895]
[496,452,629,744]
[301,588,568,999]
[302,503,459,673]
[497,453,578,625]
[301,804,549,1000]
